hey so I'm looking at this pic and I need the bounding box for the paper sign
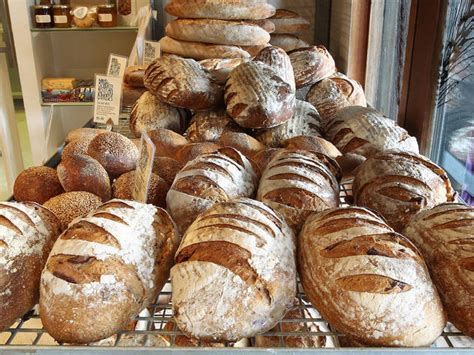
[93,74,123,125]
[106,54,128,79]
[132,131,156,203]
[143,40,161,66]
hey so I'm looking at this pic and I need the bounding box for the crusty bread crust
[160,37,250,60]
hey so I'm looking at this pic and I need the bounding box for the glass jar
[97,4,117,27]
[32,5,52,28]
[52,5,72,28]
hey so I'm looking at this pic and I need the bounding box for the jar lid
[97,4,116,8]
[52,5,70,9]
[33,5,51,9]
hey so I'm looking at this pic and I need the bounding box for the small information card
[93,74,123,126]
[143,40,161,66]
[132,131,156,203]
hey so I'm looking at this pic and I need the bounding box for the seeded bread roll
[299,207,446,346]
[152,157,183,187]
[353,150,455,231]
[325,106,419,157]
[65,128,108,145]
[148,128,189,159]
[255,100,322,147]
[269,9,311,34]
[403,203,474,337]
[199,58,248,84]
[129,92,188,138]
[40,199,179,344]
[225,61,295,129]
[270,34,309,52]
[175,142,222,164]
[254,46,295,91]
[43,192,103,230]
[171,198,296,342]
[289,46,336,89]
[282,136,342,159]
[87,132,139,179]
[62,138,92,161]
[14,166,64,204]
[166,147,258,233]
[0,202,61,330]
[124,65,146,88]
[57,154,111,202]
[185,110,243,143]
[144,55,223,111]
[218,131,265,159]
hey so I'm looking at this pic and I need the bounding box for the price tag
[132,131,156,203]
[93,74,123,125]
[143,40,161,66]
[106,54,128,79]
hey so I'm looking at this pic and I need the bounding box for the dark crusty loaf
[299,207,446,346]
[225,61,295,129]
[185,110,242,143]
[270,34,309,52]
[289,46,336,88]
[144,55,223,111]
[124,65,147,88]
[269,9,311,34]
[353,150,455,231]
[40,199,179,344]
[14,166,64,204]
[254,46,295,91]
[403,203,474,337]
[171,198,296,342]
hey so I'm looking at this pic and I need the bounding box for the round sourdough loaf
[13,166,64,204]
[269,9,311,34]
[217,131,265,159]
[174,142,222,164]
[282,136,342,159]
[353,150,455,231]
[123,65,147,88]
[185,110,243,143]
[254,46,296,91]
[171,198,296,342]
[148,128,189,159]
[403,203,474,337]
[299,207,446,346]
[289,46,336,88]
[270,34,309,52]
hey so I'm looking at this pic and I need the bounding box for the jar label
[54,15,68,24]
[98,13,113,22]
[36,15,51,24]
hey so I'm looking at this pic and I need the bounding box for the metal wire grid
[0,180,472,349]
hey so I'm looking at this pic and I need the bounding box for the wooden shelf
[31,26,138,33]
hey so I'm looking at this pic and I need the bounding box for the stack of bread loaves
[269,9,311,52]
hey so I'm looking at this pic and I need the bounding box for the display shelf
[31,26,138,33]
[41,102,94,107]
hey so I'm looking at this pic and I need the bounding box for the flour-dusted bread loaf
[353,150,455,231]
[254,46,295,91]
[171,198,296,341]
[269,9,310,34]
[174,142,222,164]
[166,19,270,46]
[218,131,265,160]
[130,92,188,138]
[148,128,189,159]
[270,34,309,52]
[160,37,250,60]
[257,149,340,231]
[299,207,446,346]
[225,61,295,128]
[325,106,419,157]
[289,46,336,89]
[403,203,474,337]
[124,65,147,88]
[14,166,64,204]
[282,136,342,159]
[40,199,179,344]
[164,0,276,20]
[166,148,258,233]
[185,110,242,143]
[199,58,248,84]
[144,55,223,111]
[306,73,367,125]
[255,100,322,147]
[247,18,275,33]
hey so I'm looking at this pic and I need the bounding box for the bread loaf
[13,167,64,204]
[40,199,179,344]
[252,148,282,171]
[164,0,276,20]
[353,150,455,231]
[122,84,147,108]
[240,44,271,57]
[218,131,265,159]
[306,74,367,125]
[171,198,296,341]
[247,18,275,33]
[299,207,446,346]
[0,202,61,330]
[185,110,242,143]
[403,203,474,337]
[148,128,189,159]
[124,65,146,88]
[144,55,223,111]
[199,58,248,84]
[255,100,322,147]
[62,138,93,161]
[160,37,250,60]
[257,149,341,231]
[270,34,309,52]
[166,147,258,233]
[152,157,183,187]
[225,61,295,128]
[175,142,222,164]
[282,136,342,159]
[130,92,188,138]
[289,46,336,88]
[166,19,270,46]
[254,46,295,91]
[65,128,107,145]
[325,106,419,158]
[269,9,310,34]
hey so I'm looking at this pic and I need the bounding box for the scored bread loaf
[166,147,258,233]
[217,131,265,160]
[225,61,295,129]
[174,142,222,164]
[166,19,270,46]
[144,55,223,111]
[171,198,296,341]
[257,149,341,231]
[124,65,146,88]
[269,9,311,34]
[252,148,282,171]
[0,202,61,330]
[148,128,189,159]
[270,34,309,52]
[282,136,342,159]
[254,46,295,91]
[185,110,242,143]
[160,37,250,60]
[325,106,419,157]
[299,207,446,346]
[152,156,183,187]
[13,166,64,204]
[130,92,188,138]
[353,150,455,231]
[40,199,179,344]
[164,0,276,20]
[403,203,474,337]
[199,58,248,84]
[289,46,336,89]
[254,100,322,147]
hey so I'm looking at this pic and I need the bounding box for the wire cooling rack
[0,179,472,350]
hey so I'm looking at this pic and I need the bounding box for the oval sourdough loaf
[225,61,295,128]
[174,142,222,164]
[282,136,342,159]
[254,46,296,91]
[403,203,474,337]
[40,199,179,344]
[185,110,242,143]
[270,34,309,52]
[289,46,336,88]
[0,202,61,330]
[166,147,258,233]
[217,131,265,160]
[171,198,296,341]
[247,18,275,33]
[353,150,455,231]
[148,128,189,159]
[269,9,311,34]
[257,149,341,231]
[144,55,223,111]
[299,207,446,346]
